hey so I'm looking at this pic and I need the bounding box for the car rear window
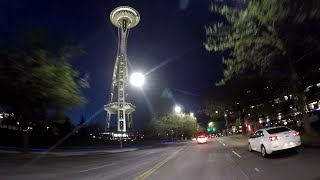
[267,127,291,134]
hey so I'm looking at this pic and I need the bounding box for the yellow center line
[132,144,187,180]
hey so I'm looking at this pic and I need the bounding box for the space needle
[104,6,140,137]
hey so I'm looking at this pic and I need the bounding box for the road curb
[0,148,139,157]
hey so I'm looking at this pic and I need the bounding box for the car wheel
[248,143,252,152]
[261,145,268,158]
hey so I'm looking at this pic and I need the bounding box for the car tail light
[293,131,300,136]
[269,136,279,141]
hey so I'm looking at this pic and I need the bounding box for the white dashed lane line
[232,150,242,158]
[216,139,226,146]
[79,163,114,173]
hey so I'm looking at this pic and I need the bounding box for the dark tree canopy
[205,0,320,83]
[204,0,320,133]
[0,30,89,124]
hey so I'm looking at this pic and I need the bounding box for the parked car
[248,126,301,157]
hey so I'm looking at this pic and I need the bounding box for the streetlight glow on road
[130,72,145,87]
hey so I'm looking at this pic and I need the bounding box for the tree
[203,76,277,134]
[77,114,87,137]
[52,114,74,137]
[150,113,198,139]
[0,30,89,126]
[205,0,320,133]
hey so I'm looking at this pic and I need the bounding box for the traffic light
[212,127,216,132]
[207,128,211,132]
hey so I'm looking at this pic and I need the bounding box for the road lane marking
[217,139,226,146]
[232,150,241,158]
[254,168,260,172]
[79,163,114,173]
[133,145,187,180]
[79,162,109,168]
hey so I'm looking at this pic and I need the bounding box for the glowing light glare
[190,112,194,117]
[208,122,213,126]
[174,105,182,113]
[130,72,145,87]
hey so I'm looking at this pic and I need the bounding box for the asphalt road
[149,136,320,180]
[1,137,320,180]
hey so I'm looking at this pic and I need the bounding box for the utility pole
[225,113,228,136]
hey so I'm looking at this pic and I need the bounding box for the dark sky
[1,0,224,129]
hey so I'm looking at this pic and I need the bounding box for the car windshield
[267,127,291,134]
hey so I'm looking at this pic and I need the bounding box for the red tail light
[293,131,300,136]
[269,136,279,141]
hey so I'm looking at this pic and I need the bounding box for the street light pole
[225,113,228,136]
[120,132,123,149]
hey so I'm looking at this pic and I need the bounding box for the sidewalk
[0,140,189,157]
[0,145,139,157]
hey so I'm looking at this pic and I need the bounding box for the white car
[248,126,301,157]
[197,135,208,144]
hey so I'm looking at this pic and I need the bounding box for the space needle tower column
[105,7,140,134]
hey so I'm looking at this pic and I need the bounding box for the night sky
[1,0,224,129]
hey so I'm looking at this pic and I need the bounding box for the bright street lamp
[190,112,194,117]
[174,105,182,113]
[215,111,218,114]
[130,72,145,87]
